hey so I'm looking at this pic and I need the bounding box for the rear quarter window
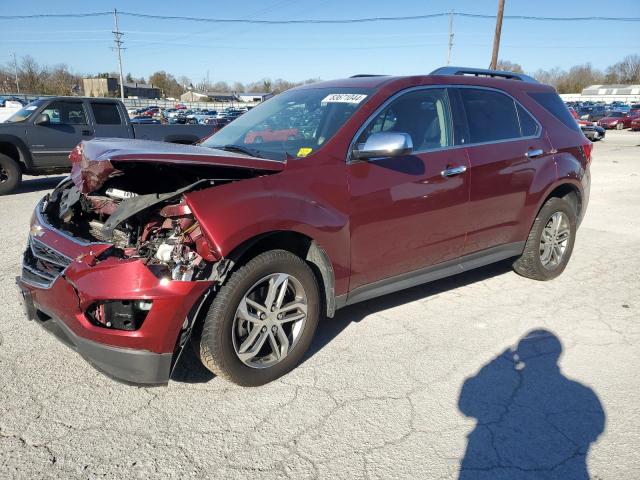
[528,92,581,133]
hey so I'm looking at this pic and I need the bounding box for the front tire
[616,122,624,130]
[196,250,319,386]
[0,154,22,195]
[513,197,577,281]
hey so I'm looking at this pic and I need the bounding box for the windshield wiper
[213,144,262,158]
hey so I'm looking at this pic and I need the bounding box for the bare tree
[496,60,524,73]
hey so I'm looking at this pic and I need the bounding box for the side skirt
[336,242,525,309]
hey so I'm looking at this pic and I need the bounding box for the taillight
[582,142,593,164]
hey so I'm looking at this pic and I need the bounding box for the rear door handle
[441,165,467,177]
[82,129,93,136]
[525,148,544,159]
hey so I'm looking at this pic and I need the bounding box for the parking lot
[1,130,638,479]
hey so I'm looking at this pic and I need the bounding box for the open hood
[71,138,285,193]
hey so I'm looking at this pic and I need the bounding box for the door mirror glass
[34,113,50,126]
[353,132,413,160]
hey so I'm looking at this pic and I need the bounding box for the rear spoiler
[430,67,539,84]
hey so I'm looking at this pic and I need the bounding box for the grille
[21,236,72,288]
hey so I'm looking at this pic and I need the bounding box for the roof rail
[430,66,539,84]
[350,74,387,78]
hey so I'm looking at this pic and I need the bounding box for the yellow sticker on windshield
[297,147,313,157]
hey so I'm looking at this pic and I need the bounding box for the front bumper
[17,197,213,385]
[17,285,173,384]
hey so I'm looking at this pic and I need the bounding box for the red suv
[17,68,592,386]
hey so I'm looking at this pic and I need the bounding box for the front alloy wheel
[196,249,319,386]
[232,273,308,368]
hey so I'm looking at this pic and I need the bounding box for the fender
[0,134,33,170]
[519,151,585,240]
[184,163,351,297]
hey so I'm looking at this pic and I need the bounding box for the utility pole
[12,52,20,93]
[447,10,454,66]
[490,0,506,70]
[112,8,125,102]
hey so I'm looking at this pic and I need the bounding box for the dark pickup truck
[0,97,216,194]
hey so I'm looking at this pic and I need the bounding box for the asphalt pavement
[1,130,639,479]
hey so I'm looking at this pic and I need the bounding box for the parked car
[568,107,605,141]
[244,126,301,144]
[0,97,218,194]
[130,117,162,124]
[630,117,640,131]
[17,67,591,386]
[577,105,606,122]
[597,111,637,129]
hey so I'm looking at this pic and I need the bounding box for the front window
[4,99,46,123]
[356,88,452,151]
[41,101,87,125]
[201,87,372,161]
[608,112,624,118]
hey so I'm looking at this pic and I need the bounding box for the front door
[348,87,470,290]
[27,100,93,169]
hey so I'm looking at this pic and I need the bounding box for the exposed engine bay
[42,159,263,282]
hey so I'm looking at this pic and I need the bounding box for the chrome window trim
[346,84,543,164]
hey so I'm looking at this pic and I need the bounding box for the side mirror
[352,132,413,160]
[34,113,50,126]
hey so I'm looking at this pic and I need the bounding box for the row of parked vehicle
[565,101,640,141]
[126,104,250,128]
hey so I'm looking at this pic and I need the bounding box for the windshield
[201,87,372,161]
[608,112,624,117]
[5,99,45,123]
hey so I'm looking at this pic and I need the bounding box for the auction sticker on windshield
[321,94,367,104]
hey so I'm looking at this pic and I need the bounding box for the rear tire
[0,154,22,195]
[196,250,320,386]
[513,197,577,281]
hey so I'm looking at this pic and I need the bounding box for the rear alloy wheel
[196,250,319,386]
[0,154,22,196]
[513,196,577,281]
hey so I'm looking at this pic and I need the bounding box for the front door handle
[81,129,93,136]
[525,148,544,159]
[441,165,467,177]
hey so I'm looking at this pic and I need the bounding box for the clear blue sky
[1,0,639,84]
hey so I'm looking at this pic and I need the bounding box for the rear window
[459,88,520,143]
[529,92,581,132]
[91,102,122,125]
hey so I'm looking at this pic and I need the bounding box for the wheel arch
[223,230,337,318]
[0,135,33,171]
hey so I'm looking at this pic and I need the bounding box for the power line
[1,11,639,23]
[118,11,640,24]
[0,12,110,19]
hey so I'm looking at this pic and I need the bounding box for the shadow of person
[458,329,605,480]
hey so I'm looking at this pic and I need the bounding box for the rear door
[452,87,553,254]
[348,87,470,289]
[88,101,132,138]
[27,100,93,168]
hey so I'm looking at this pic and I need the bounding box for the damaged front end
[44,142,276,282]
[18,140,283,384]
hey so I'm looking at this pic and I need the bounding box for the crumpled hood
[71,138,285,193]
